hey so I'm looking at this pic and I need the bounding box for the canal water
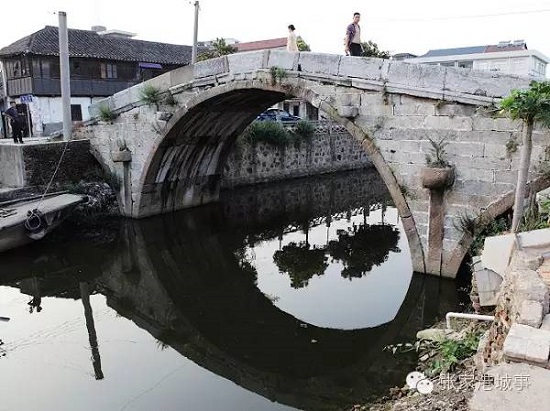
[0,169,464,411]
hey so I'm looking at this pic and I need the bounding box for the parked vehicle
[256,108,300,122]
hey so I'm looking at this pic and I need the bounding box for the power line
[374,8,550,23]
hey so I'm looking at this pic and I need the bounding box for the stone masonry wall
[221,123,372,188]
[0,139,99,188]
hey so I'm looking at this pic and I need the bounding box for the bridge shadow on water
[0,169,463,411]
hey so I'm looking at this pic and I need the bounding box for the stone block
[445,67,530,98]
[386,61,446,91]
[503,329,550,365]
[337,106,358,118]
[297,52,341,76]
[507,323,550,344]
[518,228,550,249]
[516,252,544,271]
[112,149,132,163]
[338,56,385,80]
[267,50,299,70]
[228,50,269,73]
[193,56,229,78]
[481,233,516,279]
[513,269,550,315]
[541,314,550,331]
[475,269,503,307]
[503,334,527,361]
[518,300,544,328]
[169,65,194,87]
[145,71,171,92]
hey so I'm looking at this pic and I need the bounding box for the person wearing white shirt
[287,24,298,52]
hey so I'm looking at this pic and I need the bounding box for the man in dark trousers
[344,12,363,57]
[4,101,24,143]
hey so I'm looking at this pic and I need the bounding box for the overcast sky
[1,0,549,63]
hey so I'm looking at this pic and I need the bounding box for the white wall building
[404,41,548,80]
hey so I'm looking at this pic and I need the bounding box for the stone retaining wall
[478,229,550,369]
[221,123,372,188]
[0,139,98,188]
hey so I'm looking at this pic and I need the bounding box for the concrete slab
[481,233,516,279]
[470,362,550,411]
[518,227,550,249]
[475,269,503,306]
[518,300,544,328]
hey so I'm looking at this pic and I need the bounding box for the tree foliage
[500,81,550,231]
[328,223,400,279]
[273,242,328,289]
[500,81,550,125]
[361,40,390,59]
[296,36,311,52]
[197,38,237,61]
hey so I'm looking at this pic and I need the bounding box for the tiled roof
[420,42,528,58]
[421,46,486,58]
[235,38,286,52]
[0,26,193,65]
[484,43,527,53]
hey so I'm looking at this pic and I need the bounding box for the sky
[1,0,550,62]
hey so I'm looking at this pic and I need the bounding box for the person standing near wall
[287,24,298,52]
[344,12,363,56]
[3,101,24,143]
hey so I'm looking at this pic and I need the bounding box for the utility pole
[191,1,199,64]
[58,11,72,141]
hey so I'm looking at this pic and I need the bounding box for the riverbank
[362,320,489,411]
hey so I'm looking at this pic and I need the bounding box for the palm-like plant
[500,81,550,232]
[197,38,237,61]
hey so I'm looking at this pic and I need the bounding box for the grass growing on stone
[140,84,163,106]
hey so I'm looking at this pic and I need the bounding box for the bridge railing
[276,120,349,135]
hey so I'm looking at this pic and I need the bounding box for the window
[11,61,20,77]
[71,60,82,76]
[458,61,473,69]
[71,104,82,121]
[100,63,118,79]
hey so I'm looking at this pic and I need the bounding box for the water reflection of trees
[273,242,328,288]
[272,205,401,287]
[328,224,401,279]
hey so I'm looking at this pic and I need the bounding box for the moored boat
[0,194,86,252]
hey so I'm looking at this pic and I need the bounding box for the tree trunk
[511,120,534,232]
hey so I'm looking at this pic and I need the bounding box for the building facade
[0,26,192,136]
[403,41,548,80]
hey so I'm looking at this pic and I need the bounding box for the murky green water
[0,169,464,411]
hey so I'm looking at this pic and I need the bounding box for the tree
[500,81,550,231]
[296,37,310,52]
[273,242,328,289]
[327,223,400,279]
[361,40,390,59]
[197,38,237,61]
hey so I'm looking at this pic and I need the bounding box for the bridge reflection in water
[0,169,462,411]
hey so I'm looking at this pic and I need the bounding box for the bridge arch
[134,79,425,272]
[83,51,550,277]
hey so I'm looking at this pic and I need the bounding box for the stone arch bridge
[76,50,550,278]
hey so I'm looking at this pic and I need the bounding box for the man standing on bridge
[344,12,363,57]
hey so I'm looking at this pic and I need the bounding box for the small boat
[0,193,86,252]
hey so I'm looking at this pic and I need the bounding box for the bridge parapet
[90,50,531,119]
